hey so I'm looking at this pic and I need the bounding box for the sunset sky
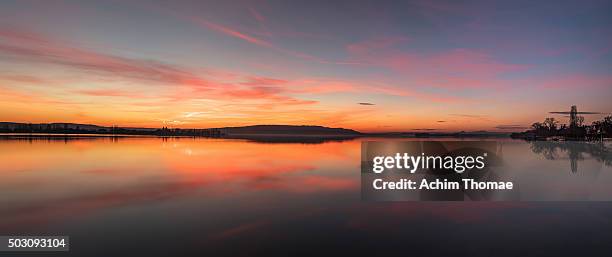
[0,0,611,132]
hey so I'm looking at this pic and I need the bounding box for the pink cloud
[292,79,464,103]
[224,86,318,106]
[182,15,365,65]
[187,17,321,60]
[345,37,529,89]
[248,7,272,38]
[428,49,527,76]
[190,17,274,48]
[0,27,471,117]
[248,7,266,23]
[0,27,320,107]
[0,74,49,84]
[240,76,288,86]
[0,27,216,88]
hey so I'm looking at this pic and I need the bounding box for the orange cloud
[0,27,479,130]
[240,76,288,86]
[74,89,142,98]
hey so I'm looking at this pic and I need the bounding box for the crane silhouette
[549,105,601,129]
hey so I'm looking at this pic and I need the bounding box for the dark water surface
[1,137,611,256]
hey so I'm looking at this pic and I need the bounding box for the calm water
[1,137,611,256]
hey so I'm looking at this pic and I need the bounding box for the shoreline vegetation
[511,115,612,141]
[0,122,510,141]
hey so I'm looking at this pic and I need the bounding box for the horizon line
[0,121,518,134]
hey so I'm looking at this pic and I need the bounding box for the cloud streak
[0,26,318,107]
[192,18,274,48]
[186,16,365,65]
[345,37,529,89]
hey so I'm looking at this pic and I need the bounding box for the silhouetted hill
[219,125,361,135]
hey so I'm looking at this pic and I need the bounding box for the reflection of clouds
[0,138,360,231]
[209,220,270,240]
[0,179,209,231]
[206,206,331,242]
[244,175,357,193]
[345,202,530,230]
[162,139,360,193]
[1,171,354,231]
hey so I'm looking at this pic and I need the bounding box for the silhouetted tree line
[512,115,612,140]
[0,123,224,137]
[155,127,224,137]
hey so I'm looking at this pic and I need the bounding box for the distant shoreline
[0,122,512,139]
[0,133,359,138]
[0,132,510,139]
[4,133,611,146]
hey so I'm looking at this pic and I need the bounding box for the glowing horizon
[0,0,611,132]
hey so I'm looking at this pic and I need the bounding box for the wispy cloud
[0,26,316,107]
[292,79,462,103]
[191,18,274,48]
[0,26,215,88]
[185,16,364,65]
[240,76,288,86]
[345,37,529,89]
[248,7,272,38]
[449,114,492,122]
[74,89,142,98]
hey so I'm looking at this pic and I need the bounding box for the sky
[0,0,611,132]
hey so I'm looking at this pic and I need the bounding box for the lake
[1,137,611,256]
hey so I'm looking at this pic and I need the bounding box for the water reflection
[0,137,359,233]
[530,141,612,173]
[1,138,612,256]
